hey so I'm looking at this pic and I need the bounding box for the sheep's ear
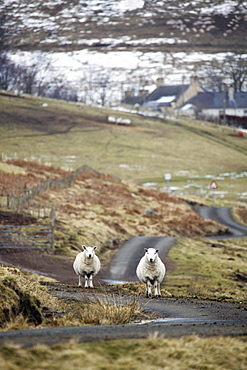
[156,249,159,253]
[144,248,148,253]
[93,246,97,250]
[82,245,87,251]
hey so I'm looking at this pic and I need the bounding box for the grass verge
[0,335,246,370]
[0,267,145,331]
[47,295,144,327]
[165,238,247,302]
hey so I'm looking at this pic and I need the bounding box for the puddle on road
[102,279,129,284]
[138,317,228,325]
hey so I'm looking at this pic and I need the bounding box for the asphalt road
[103,236,177,283]
[0,296,246,348]
[0,206,246,347]
[103,206,247,284]
[194,206,247,239]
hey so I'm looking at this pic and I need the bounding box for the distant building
[177,90,247,122]
[142,76,206,112]
[138,76,247,127]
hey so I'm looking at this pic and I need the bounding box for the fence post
[50,204,56,252]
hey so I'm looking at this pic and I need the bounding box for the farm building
[137,77,247,126]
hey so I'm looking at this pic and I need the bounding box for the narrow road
[103,236,177,283]
[194,206,247,239]
[0,296,246,348]
[103,206,247,284]
[0,207,246,347]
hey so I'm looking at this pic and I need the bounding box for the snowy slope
[1,0,247,105]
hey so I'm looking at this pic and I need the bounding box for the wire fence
[0,225,53,250]
[6,164,98,212]
[1,165,97,251]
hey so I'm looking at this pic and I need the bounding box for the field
[1,1,247,367]
[0,89,246,298]
[0,91,247,369]
[1,91,247,206]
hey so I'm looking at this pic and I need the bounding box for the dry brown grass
[0,159,70,196]
[0,335,246,370]
[0,159,229,260]
[0,267,57,331]
[0,267,146,330]
[34,169,228,257]
[47,295,144,327]
[232,206,247,226]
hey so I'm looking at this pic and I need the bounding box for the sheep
[73,245,101,288]
[136,248,166,298]
[108,116,131,125]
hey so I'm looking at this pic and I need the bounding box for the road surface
[194,206,247,239]
[103,206,247,284]
[0,206,246,347]
[0,294,246,348]
[103,236,177,283]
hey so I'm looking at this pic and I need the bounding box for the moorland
[0,1,247,367]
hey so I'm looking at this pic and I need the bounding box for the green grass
[0,336,246,370]
[165,238,247,302]
[1,92,246,206]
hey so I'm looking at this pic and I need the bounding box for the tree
[201,53,247,92]
[201,58,225,92]
[78,64,113,106]
[0,53,16,90]
[17,64,39,94]
[223,53,247,92]
[45,77,78,102]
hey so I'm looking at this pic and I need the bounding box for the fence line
[7,164,98,211]
[0,224,53,250]
[23,201,51,219]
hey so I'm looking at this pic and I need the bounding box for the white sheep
[73,245,101,288]
[136,248,166,298]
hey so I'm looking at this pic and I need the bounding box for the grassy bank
[0,267,146,332]
[165,237,247,302]
[1,335,246,370]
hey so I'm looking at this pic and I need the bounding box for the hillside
[1,91,247,205]
[0,2,247,360]
[0,159,229,263]
[2,0,247,53]
[1,0,247,105]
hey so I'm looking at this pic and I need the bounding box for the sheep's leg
[78,275,82,287]
[146,280,152,298]
[88,275,94,288]
[157,282,161,297]
[84,275,89,288]
[154,281,161,297]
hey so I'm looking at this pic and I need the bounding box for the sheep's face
[82,245,97,259]
[145,248,159,263]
